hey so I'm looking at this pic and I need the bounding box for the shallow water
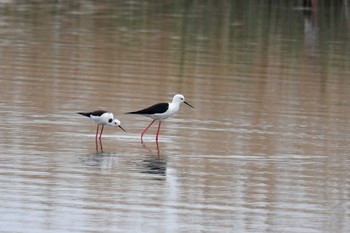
[0,1,350,233]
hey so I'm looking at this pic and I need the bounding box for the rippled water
[1,1,350,233]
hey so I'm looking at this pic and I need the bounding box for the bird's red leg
[95,125,99,151]
[99,125,104,140]
[99,138,103,152]
[141,120,156,142]
[155,138,160,158]
[95,125,99,141]
[156,121,162,141]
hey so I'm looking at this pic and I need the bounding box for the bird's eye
[108,118,113,123]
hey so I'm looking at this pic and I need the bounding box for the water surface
[0,1,350,233]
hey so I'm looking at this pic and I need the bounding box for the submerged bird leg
[141,119,156,142]
[156,121,162,141]
[99,125,105,140]
[95,135,103,153]
[155,139,160,158]
[99,138,103,152]
[95,138,98,152]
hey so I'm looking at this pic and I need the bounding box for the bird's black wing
[126,103,168,115]
[77,110,108,117]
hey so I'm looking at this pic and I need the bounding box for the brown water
[1,1,350,232]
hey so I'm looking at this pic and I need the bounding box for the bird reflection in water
[80,152,116,170]
[140,156,167,178]
[140,141,166,178]
[95,137,103,153]
[141,140,161,157]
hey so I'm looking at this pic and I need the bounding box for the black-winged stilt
[126,94,194,142]
[77,110,126,140]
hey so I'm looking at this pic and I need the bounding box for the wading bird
[78,110,126,140]
[126,94,194,142]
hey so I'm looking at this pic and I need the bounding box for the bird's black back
[78,110,108,117]
[126,103,168,115]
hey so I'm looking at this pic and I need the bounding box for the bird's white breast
[164,102,180,118]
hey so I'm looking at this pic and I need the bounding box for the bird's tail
[125,111,138,114]
[77,112,91,117]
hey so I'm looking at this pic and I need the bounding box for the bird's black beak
[184,101,195,109]
[119,125,126,132]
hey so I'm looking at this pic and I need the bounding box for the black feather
[77,110,108,117]
[126,103,169,115]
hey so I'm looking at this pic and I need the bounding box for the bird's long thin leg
[95,125,100,151]
[155,121,162,141]
[95,125,100,141]
[99,138,103,152]
[155,139,160,158]
[99,125,105,140]
[141,120,156,142]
